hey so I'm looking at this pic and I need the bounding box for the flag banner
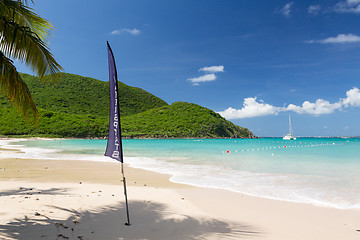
[105,42,123,162]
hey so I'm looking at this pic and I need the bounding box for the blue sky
[15,0,360,137]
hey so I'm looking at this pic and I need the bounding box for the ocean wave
[2,138,360,209]
[126,155,360,209]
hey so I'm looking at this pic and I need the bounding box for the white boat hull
[283,135,296,140]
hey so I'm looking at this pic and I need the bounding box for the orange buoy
[226,150,230,153]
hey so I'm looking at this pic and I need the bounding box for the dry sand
[0,157,359,239]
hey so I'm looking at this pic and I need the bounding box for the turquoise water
[2,138,360,209]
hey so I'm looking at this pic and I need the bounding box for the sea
[1,137,360,209]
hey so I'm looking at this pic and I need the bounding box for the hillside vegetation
[122,102,254,138]
[22,73,168,117]
[0,73,255,138]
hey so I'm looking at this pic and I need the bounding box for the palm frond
[0,50,39,123]
[0,16,63,83]
[0,0,52,41]
[0,0,62,124]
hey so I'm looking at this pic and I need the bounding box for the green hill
[122,102,254,138]
[0,73,255,138]
[21,73,168,117]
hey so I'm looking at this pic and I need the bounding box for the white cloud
[111,28,141,36]
[306,33,360,44]
[281,2,294,18]
[342,87,360,106]
[218,97,282,119]
[111,30,121,35]
[218,87,360,119]
[334,0,360,13]
[199,65,224,73]
[187,74,216,85]
[308,5,320,15]
[286,99,342,115]
[187,65,224,85]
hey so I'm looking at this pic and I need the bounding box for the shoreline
[1,157,360,239]
[1,137,360,210]
[2,135,360,140]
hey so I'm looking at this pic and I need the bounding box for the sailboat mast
[289,115,293,136]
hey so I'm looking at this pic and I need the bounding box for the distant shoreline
[1,135,359,140]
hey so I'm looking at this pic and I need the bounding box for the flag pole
[117,88,130,227]
[105,41,130,226]
[118,120,130,226]
[121,162,131,226]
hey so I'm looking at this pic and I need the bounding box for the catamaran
[283,115,296,140]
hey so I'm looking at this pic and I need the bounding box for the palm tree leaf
[0,50,39,122]
[0,0,52,41]
[0,16,63,83]
[0,0,62,124]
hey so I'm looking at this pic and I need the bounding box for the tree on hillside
[0,0,62,123]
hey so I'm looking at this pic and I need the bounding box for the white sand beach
[0,154,360,239]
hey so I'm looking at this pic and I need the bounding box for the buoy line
[223,142,345,154]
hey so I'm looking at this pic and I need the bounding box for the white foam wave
[2,138,360,209]
[126,155,360,209]
[0,139,113,162]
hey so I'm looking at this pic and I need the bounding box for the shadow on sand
[0,197,263,240]
[0,187,68,197]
